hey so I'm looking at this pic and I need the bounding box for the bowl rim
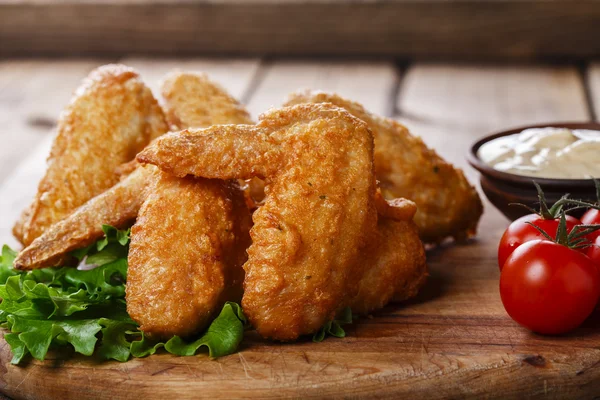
[467,121,600,188]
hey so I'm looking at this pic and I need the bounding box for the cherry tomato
[581,208,600,242]
[586,235,600,267]
[497,214,581,270]
[500,240,600,335]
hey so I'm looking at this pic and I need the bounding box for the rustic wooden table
[2,1,600,58]
[0,59,599,399]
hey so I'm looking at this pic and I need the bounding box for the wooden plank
[0,60,100,184]
[396,64,590,171]
[587,62,600,120]
[0,136,53,248]
[1,1,600,59]
[120,57,261,101]
[247,60,399,118]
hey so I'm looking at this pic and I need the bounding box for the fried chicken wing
[16,64,168,246]
[285,91,483,244]
[127,171,250,338]
[161,71,253,128]
[13,72,254,274]
[350,195,427,315]
[126,72,252,338]
[13,166,151,270]
[12,205,32,244]
[162,71,266,208]
[138,103,378,340]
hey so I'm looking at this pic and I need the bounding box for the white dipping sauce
[478,127,600,179]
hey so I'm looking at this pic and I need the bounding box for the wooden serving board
[1,212,600,399]
[1,59,599,399]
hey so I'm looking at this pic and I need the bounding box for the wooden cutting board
[1,59,599,399]
[1,204,599,399]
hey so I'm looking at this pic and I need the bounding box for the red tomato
[581,208,600,241]
[500,240,600,335]
[497,214,581,270]
[586,235,600,267]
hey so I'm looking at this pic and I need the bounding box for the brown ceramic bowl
[468,122,599,221]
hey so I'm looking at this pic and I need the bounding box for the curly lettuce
[313,307,353,342]
[0,226,246,364]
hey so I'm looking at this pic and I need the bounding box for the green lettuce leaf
[71,225,130,264]
[313,307,353,342]
[97,318,138,362]
[7,315,102,360]
[59,259,127,300]
[4,332,29,364]
[0,227,133,363]
[0,245,19,284]
[0,226,250,364]
[131,302,247,359]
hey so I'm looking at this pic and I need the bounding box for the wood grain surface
[247,60,400,118]
[587,62,600,120]
[0,59,599,399]
[1,1,600,58]
[0,60,100,183]
[396,64,590,170]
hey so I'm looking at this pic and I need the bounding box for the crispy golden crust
[162,71,262,206]
[285,91,483,244]
[351,197,427,315]
[161,71,254,128]
[126,171,250,339]
[17,64,168,245]
[138,103,378,340]
[12,205,32,244]
[138,125,276,179]
[127,72,253,338]
[13,166,151,270]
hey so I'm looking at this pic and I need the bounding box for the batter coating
[127,72,253,338]
[350,195,427,315]
[126,171,251,338]
[138,103,378,340]
[13,166,151,270]
[13,72,253,275]
[160,71,253,128]
[285,91,482,244]
[15,65,168,246]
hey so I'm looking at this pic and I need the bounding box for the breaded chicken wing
[159,71,265,208]
[16,64,168,246]
[127,171,251,338]
[161,71,253,128]
[126,72,253,338]
[13,161,152,270]
[14,72,254,274]
[138,103,378,341]
[12,205,32,245]
[350,195,427,315]
[13,166,151,270]
[285,91,482,244]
